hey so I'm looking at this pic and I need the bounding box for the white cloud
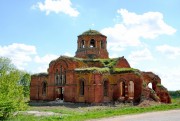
[156,45,180,59]
[34,54,58,64]
[34,54,58,73]
[0,43,61,72]
[33,52,73,73]
[36,65,49,73]
[101,9,176,50]
[63,52,73,57]
[128,48,153,66]
[151,67,180,91]
[0,43,36,70]
[128,48,153,61]
[109,53,119,58]
[32,0,79,17]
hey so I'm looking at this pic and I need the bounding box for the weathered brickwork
[30,30,171,104]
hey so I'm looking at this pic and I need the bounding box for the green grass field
[6,97,180,121]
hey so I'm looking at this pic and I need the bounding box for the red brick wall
[30,67,143,103]
[75,35,109,59]
[31,56,171,104]
[112,73,142,102]
[30,75,49,100]
[115,57,131,68]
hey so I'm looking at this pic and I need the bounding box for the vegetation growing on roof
[157,83,167,90]
[75,67,110,73]
[50,56,83,63]
[112,68,139,74]
[66,56,83,61]
[78,58,118,68]
[81,29,103,36]
[75,66,140,75]
[49,56,119,69]
[143,82,147,87]
[96,58,118,68]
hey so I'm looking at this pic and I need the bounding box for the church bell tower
[75,30,109,59]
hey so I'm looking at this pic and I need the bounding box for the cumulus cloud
[34,54,58,73]
[33,52,73,73]
[156,45,180,59]
[109,53,119,58]
[34,54,58,64]
[34,52,73,64]
[63,52,73,57]
[101,9,176,49]
[128,48,154,66]
[128,48,153,61]
[32,0,79,17]
[151,67,180,91]
[0,43,75,73]
[0,43,36,70]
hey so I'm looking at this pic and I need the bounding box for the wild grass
[75,67,110,73]
[6,97,180,121]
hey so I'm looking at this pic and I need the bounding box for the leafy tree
[176,90,180,96]
[19,72,31,97]
[0,57,27,119]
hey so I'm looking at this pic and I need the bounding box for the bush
[0,57,27,119]
[19,73,31,97]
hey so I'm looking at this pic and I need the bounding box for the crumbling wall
[141,72,171,103]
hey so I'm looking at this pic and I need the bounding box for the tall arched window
[55,69,59,85]
[81,40,85,48]
[103,80,108,96]
[60,65,66,85]
[42,81,47,96]
[120,81,125,97]
[64,70,66,84]
[128,81,134,98]
[60,65,63,84]
[148,83,152,89]
[90,39,95,48]
[80,80,85,96]
[101,40,104,49]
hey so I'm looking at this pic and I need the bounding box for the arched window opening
[64,70,66,84]
[60,65,66,85]
[104,80,108,96]
[55,69,59,85]
[128,81,134,98]
[80,80,85,96]
[120,81,125,97]
[60,65,63,84]
[148,83,152,89]
[81,40,85,48]
[101,40,104,49]
[42,81,47,96]
[90,39,95,48]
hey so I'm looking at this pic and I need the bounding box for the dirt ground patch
[138,100,161,107]
[19,111,59,117]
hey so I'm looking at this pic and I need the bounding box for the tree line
[169,90,180,98]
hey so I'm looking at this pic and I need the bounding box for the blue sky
[0,0,180,90]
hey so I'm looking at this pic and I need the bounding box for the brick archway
[128,81,134,99]
[79,79,85,96]
[103,79,109,97]
[118,79,127,99]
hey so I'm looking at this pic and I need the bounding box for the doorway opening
[57,87,64,101]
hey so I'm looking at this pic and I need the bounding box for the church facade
[30,30,171,104]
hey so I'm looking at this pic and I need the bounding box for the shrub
[0,57,27,119]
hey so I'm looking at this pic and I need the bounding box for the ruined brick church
[30,30,171,104]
